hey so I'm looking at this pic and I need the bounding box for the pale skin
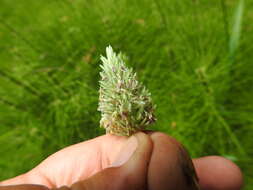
[0,132,243,190]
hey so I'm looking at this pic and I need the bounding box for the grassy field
[0,0,252,188]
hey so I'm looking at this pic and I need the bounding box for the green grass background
[0,0,252,188]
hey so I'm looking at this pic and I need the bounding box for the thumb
[70,132,153,190]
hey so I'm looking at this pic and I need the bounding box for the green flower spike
[98,46,156,136]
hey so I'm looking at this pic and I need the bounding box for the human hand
[0,132,243,190]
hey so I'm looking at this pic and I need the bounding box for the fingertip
[193,156,243,190]
[148,132,198,190]
[121,132,153,172]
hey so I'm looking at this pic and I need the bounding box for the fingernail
[111,135,138,167]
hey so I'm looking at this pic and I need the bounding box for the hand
[0,132,243,190]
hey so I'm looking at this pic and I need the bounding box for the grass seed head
[98,46,156,136]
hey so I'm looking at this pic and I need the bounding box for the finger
[0,134,132,188]
[0,175,28,186]
[35,134,128,188]
[0,184,49,190]
[70,132,153,190]
[148,132,199,190]
[193,156,243,190]
[0,172,51,188]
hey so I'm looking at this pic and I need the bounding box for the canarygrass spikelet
[98,46,156,136]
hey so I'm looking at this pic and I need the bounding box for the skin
[0,132,243,190]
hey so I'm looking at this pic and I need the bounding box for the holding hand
[0,132,243,190]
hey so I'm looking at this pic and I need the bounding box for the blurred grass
[0,0,252,188]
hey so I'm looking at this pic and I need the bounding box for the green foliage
[0,0,252,188]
